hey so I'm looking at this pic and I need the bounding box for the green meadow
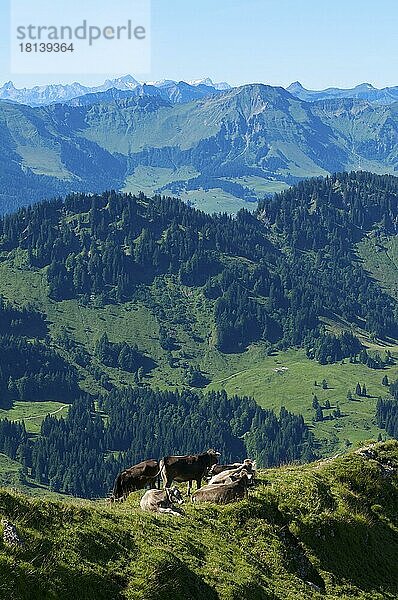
[0,250,394,461]
[1,441,397,599]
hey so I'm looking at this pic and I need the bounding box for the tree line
[0,298,80,409]
[2,172,396,356]
[377,377,398,439]
[2,388,316,498]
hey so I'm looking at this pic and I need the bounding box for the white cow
[208,460,256,485]
[140,487,184,516]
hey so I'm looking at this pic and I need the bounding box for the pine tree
[333,404,341,418]
[95,333,110,363]
[312,395,319,409]
[355,382,362,396]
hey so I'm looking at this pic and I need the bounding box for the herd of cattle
[109,449,257,516]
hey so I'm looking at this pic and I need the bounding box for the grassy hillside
[1,441,397,600]
[0,454,63,499]
[1,175,398,496]
[0,249,393,460]
[207,346,396,453]
[357,234,398,300]
[0,454,23,489]
[0,402,69,435]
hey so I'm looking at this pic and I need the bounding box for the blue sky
[1,0,397,89]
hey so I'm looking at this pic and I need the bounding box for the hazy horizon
[1,0,397,90]
[0,75,396,92]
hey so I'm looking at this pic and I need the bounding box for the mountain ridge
[1,440,397,599]
[287,80,398,105]
[3,75,398,108]
[0,75,229,107]
[1,82,398,214]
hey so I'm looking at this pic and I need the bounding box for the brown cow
[110,459,160,502]
[192,471,250,505]
[160,449,220,495]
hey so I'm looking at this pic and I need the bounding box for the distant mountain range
[0,80,397,214]
[2,75,398,107]
[0,75,231,107]
[287,81,398,105]
[65,82,229,108]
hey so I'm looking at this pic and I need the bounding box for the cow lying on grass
[140,487,184,516]
[110,453,256,506]
[208,459,253,478]
[192,471,251,505]
[207,460,256,485]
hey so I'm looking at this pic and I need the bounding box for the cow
[207,460,256,485]
[207,459,255,479]
[192,471,250,505]
[140,487,184,516]
[207,462,242,478]
[159,449,221,495]
[110,459,160,502]
[208,466,255,486]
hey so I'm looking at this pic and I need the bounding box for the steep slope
[311,98,398,171]
[2,83,398,214]
[0,172,398,489]
[0,441,397,600]
[61,84,345,179]
[0,100,127,212]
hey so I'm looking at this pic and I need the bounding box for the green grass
[0,251,395,456]
[1,441,397,599]
[122,169,290,214]
[206,346,397,454]
[227,176,291,196]
[16,146,73,179]
[162,187,251,214]
[0,454,62,499]
[0,454,22,489]
[122,166,199,197]
[0,402,68,434]
[357,235,398,300]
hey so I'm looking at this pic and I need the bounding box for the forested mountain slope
[2,170,397,348]
[1,172,398,496]
[1,84,398,213]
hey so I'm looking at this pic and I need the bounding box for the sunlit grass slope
[1,441,397,600]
